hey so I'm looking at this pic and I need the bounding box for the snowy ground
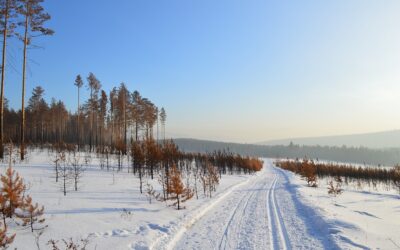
[171,160,339,250]
[283,166,400,250]
[4,150,256,249]
[4,151,400,249]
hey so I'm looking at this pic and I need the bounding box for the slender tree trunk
[2,215,6,230]
[156,114,159,143]
[63,174,66,196]
[55,160,58,182]
[20,11,28,161]
[77,87,80,151]
[123,101,127,152]
[110,109,113,146]
[135,121,138,141]
[0,0,9,159]
[89,88,93,152]
[139,166,143,194]
[74,175,77,191]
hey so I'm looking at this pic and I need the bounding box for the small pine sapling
[200,163,220,198]
[328,176,343,197]
[16,195,47,233]
[58,152,71,196]
[300,159,318,187]
[167,165,193,210]
[69,151,85,191]
[144,182,160,204]
[1,166,26,218]
[206,164,219,198]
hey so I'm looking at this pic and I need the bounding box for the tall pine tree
[17,0,54,160]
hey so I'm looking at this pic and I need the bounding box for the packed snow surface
[4,151,399,249]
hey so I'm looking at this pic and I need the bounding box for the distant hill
[259,130,400,149]
[173,138,400,167]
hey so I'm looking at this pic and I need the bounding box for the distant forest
[174,138,400,167]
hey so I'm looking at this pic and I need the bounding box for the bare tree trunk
[77,87,80,151]
[20,11,28,161]
[89,88,93,152]
[110,110,113,146]
[63,174,66,196]
[135,121,138,141]
[156,114,159,143]
[0,0,9,159]
[139,166,143,194]
[123,100,127,152]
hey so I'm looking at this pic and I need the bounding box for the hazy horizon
[4,0,400,143]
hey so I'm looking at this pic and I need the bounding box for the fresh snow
[284,166,400,250]
[3,150,399,249]
[171,160,338,250]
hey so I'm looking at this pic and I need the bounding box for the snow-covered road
[171,160,338,250]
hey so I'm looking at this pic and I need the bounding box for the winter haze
[0,1,399,250]
[3,0,400,143]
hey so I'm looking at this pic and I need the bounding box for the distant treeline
[275,159,400,193]
[174,138,400,167]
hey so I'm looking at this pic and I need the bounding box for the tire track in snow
[235,180,270,249]
[218,180,267,250]
[158,173,257,250]
[267,174,291,250]
[172,160,334,250]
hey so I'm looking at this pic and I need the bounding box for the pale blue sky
[4,0,400,142]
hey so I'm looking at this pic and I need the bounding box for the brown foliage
[0,167,26,218]
[276,159,317,187]
[276,159,400,192]
[0,225,15,249]
[0,162,46,246]
[201,163,220,198]
[300,159,318,187]
[144,138,161,180]
[167,165,193,210]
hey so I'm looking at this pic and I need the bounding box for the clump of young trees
[328,176,343,197]
[166,165,193,210]
[276,159,318,187]
[276,159,400,194]
[127,139,263,209]
[44,138,263,210]
[49,142,87,196]
[0,147,47,248]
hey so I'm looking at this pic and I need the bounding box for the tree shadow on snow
[275,167,370,250]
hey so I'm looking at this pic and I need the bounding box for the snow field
[3,150,255,249]
[283,166,400,249]
[5,150,398,250]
